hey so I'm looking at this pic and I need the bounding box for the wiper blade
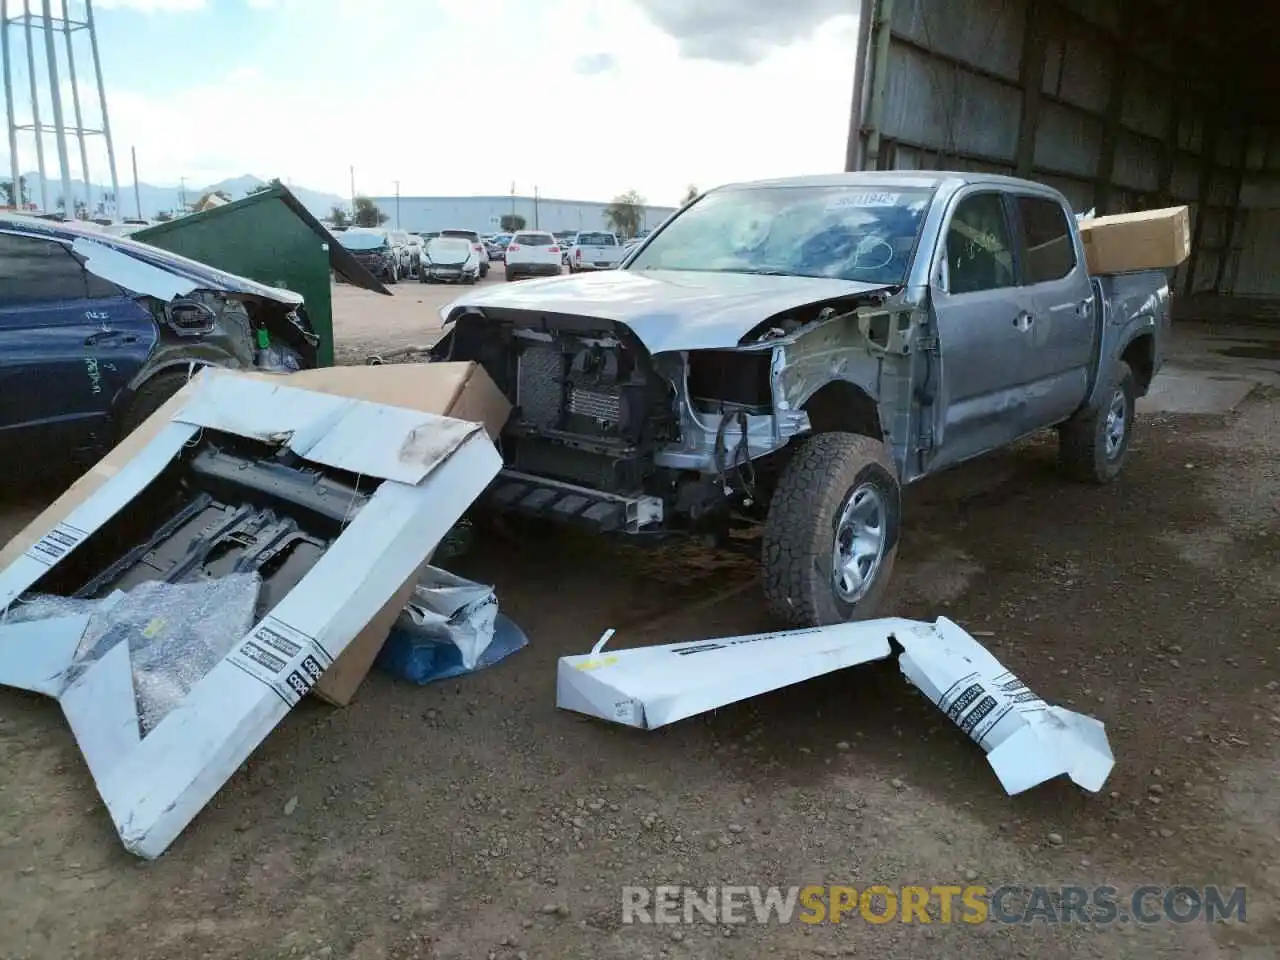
[733,267,795,276]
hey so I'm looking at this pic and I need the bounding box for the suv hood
[442,268,895,353]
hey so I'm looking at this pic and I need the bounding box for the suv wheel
[118,369,196,440]
[762,432,900,627]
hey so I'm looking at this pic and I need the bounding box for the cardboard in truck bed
[0,368,502,857]
[557,617,1113,795]
[0,361,512,706]
[1077,205,1190,275]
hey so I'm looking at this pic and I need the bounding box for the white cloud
[633,0,857,64]
[93,0,205,10]
[16,0,862,207]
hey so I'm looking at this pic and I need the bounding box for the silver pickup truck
[430,172,1169,626]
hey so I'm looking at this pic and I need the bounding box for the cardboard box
[1077,205,1190,275]
[0,361,512,706]
[0,367,503,857]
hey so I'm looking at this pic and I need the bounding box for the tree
[353,195,389,227]
[500,213,526,232]
[329,205,351,229]
[247,178,281,197]
[154,210,175,222]
[605,189,645,238]
[0,175,30,207]
[681,184,699,206]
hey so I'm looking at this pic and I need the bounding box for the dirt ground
[330,268,513,365]
[0,287,1278,960]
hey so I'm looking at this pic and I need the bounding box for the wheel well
[802,380,883,440]
[1122,335,1155,394]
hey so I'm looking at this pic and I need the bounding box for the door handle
[84,329,136,346]
[1012,311,1034,331]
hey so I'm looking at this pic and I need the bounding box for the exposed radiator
[516,343,564,427]
[567,386,621,423]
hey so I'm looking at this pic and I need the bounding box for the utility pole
[2,0,21,207]
[60,3,91,214]
[40,0,73,218]
[84,0,120,222]
[178,175,187,213]
[130,145,141,219]
[393,179,400,228]
[349,165,356,218]
[533,184,539,229]
[510,180,515,217]
[21,0,48,212]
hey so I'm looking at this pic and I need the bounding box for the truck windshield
[576,232,615,246]
[627,184,933,284]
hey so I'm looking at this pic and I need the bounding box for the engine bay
[433,311,678,493]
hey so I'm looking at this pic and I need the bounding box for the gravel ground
[0,297,1277,960]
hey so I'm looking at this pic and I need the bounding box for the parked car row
[333,227,491,283]
[330,222,646,287]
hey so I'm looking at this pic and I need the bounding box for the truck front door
[1010,193,1097,425]
[927,189,1037,470]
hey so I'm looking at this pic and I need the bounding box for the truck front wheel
[762,432,901,627]
[1058,360,1136,484]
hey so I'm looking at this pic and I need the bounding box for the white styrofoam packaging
[0,368,502,858]
[557,616,1114,796]
[556,619,915,729]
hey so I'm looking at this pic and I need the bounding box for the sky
[3,0,861,207]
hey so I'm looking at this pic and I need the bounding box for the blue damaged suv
[0,215,319,471]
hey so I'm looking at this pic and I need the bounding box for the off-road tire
[762,432,901,627]
[117,370,193,440]
[1058,360,1136,484]
[505,269,519,281]
[480,262,489,278]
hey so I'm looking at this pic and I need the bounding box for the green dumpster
[132,184,388,367]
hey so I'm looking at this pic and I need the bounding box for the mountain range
[6,172,348,221]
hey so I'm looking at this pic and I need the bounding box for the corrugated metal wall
[853,0,1280,297]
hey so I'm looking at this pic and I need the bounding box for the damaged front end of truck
[430,274,920,538]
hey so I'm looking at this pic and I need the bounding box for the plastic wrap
[1,593,113,626]
[375,566,528,685]
[68,574,262,735]
[402,566,498,669]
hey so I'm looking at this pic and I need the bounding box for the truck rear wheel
[762,432,901,627]
[1058,360,1136,484]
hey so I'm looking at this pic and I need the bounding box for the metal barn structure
[846,0,1280,305]
[1,0,120,219]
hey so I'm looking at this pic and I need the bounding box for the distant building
[365,193,678,235]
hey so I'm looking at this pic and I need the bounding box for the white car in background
[438,228,491,278]
[403,234,425,277]
[567,231,623,272]
[503,230,564,281]
[420,235,481,284]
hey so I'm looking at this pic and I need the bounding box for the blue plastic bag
[376,612,528,685]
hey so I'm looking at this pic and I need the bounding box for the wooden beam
[1183,107,1222,298]
[1015,0,1048,177]
[1214,113,1249,294]
[1094,11,1132,213]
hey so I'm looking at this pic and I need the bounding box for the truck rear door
[1010,193,1097,424]
[927,189,1038,469]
